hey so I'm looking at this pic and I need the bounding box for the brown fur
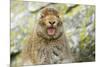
[21,8,74,65]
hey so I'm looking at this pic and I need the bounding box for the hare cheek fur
[22,8,74,65]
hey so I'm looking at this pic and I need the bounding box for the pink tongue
[47,28,55,35]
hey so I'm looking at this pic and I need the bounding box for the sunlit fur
[22,8,74,65]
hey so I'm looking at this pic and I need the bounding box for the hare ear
[40,14,45,18]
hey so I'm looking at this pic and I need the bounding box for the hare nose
[49,21,55,25]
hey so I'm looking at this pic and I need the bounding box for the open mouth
[47,27,56,36]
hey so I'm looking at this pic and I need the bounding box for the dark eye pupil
[57,15,59,18]
[58,21,62,26]
[39,21,45,26]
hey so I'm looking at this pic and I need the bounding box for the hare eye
[58,21,62,26]
[39,21,45,26]
[57,15,59,18]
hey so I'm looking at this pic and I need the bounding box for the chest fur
[33,41,69,64]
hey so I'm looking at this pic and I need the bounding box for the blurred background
[10,0,95,66]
